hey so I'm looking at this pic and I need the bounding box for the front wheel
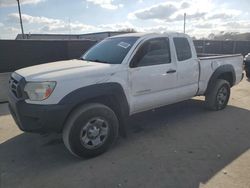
[205,79,231,111]
[63,103,119,158]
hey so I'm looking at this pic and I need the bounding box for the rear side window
[131,38,171,67]
[173,37,192,61]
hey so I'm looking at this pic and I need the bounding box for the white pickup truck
[8,32,244,158]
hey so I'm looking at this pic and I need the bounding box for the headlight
[24,82,56,101]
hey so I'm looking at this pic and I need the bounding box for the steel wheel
[216,86,229,108]
[80,117,109,149]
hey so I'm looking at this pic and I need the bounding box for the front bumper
[8,92,70,133]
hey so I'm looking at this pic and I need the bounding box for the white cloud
[8,13,96,34]
[128,1,210,22]
[86,0,123,10]
[8,13,62,25]
[128,0,240,22]
[206,10,241,20]
[181,2,190,9]
[223,21,250,29]
[2,2,250,40]
[170,12,206,22]
[128,1,203,21]
[126,0,248,38]
[0,26,19,39]
[8,13,139,34]
[5,13,140,38]
[128,2,179,20]
[98,21,135,30]
[0,0,43,7]
[142,25,169,33]
[186,18,250,39]
[194,22,213,29]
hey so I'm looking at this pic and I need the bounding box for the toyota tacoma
[8,33,244,158]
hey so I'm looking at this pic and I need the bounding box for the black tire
[205,79,231,111]
[63,103,119,158]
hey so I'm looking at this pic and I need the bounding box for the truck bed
[197,53,243,95]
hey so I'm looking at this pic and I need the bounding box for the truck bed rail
[198,53,242,60]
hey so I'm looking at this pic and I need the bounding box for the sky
[0,0,250,39]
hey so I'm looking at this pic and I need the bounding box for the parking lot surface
[1,78,250,188]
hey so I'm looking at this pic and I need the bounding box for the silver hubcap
[80,117,109,149]
[217,86,228,107]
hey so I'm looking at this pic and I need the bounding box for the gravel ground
[0,77,250,188]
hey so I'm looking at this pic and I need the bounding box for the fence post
[233,41,236,54]
[202,40,206,54]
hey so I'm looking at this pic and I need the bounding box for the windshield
[81,37,139,64]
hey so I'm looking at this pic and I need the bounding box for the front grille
[9,76,22,98]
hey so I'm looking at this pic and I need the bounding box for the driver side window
[131,38,171,67]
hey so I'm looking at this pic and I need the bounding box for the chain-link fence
[194,40,250,56]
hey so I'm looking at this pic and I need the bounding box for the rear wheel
[63,103,119,158]
[205,79,231,111]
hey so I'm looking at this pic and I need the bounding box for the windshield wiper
[91,59,110,64]
[81,58,110,64]
[78,57,85,60]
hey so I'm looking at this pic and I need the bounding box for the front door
[129,37,178,114]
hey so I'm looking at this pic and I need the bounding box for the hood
[16,59,119,81]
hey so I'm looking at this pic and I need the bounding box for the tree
[118,28,137,33]
[208,33,215,40]
[205,32,250,41]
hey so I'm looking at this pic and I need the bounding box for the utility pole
[17,0,25,39]
[184,13,186,34]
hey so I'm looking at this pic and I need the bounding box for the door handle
[166,69,176,74]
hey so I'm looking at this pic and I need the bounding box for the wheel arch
[205,64,236,94]
[58,83,129,136]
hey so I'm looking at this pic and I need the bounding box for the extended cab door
[129,37,178,113]
[173,37,200,98]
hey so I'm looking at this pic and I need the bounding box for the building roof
[109,32,186,39]
[110,32,151,38]
[15,31,133,40]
